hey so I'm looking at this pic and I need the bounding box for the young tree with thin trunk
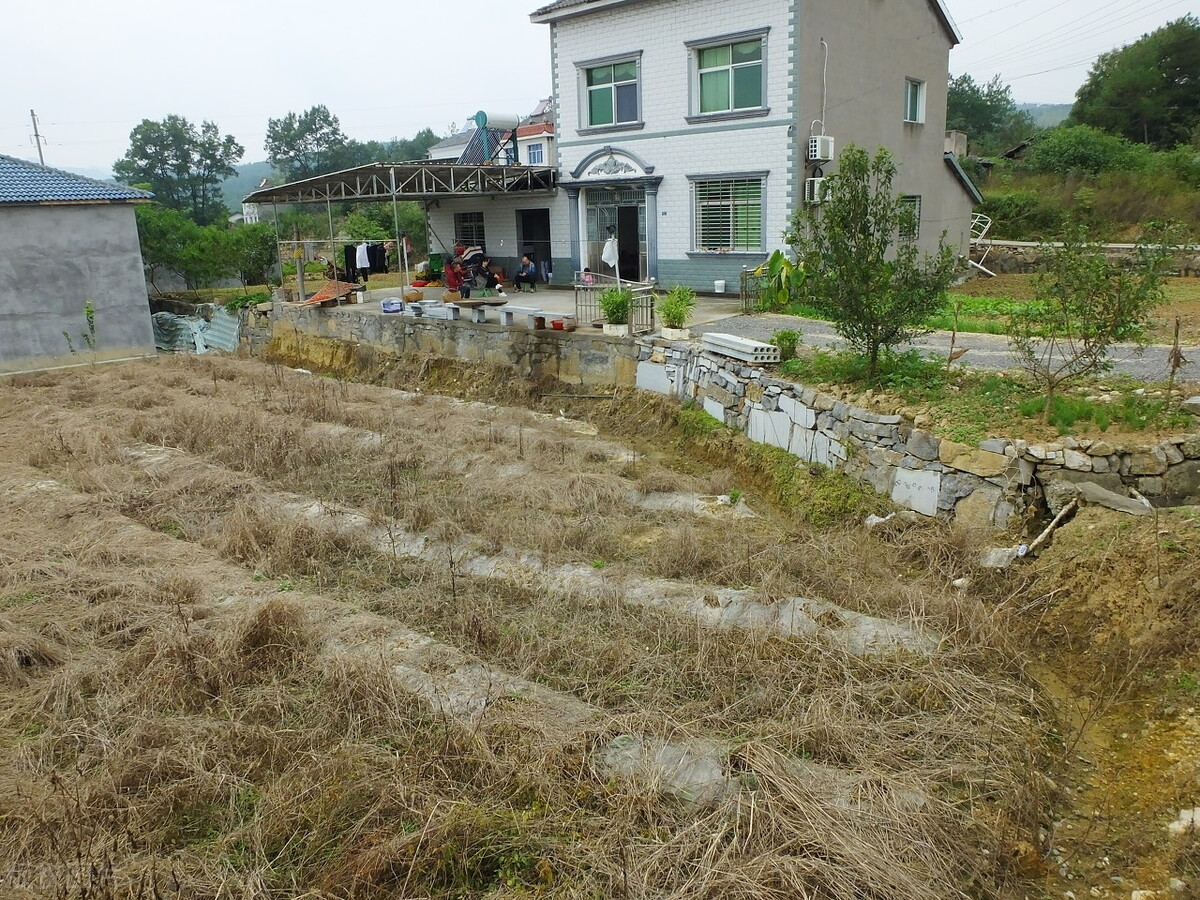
[1006,227,1172,421]
[785,145,958,379]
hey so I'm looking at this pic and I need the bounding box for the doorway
[516,208,552,282]
[585,186,646,281]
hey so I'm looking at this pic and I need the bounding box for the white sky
[1,0,1192,174]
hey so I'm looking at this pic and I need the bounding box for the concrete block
[747,407,793,451]
[777,394,816,429]
[892,468,941,517]
[702,396,727,424]
[636,361,673,396]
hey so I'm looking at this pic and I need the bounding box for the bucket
[714,279,726,293]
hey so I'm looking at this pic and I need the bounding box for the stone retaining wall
[272,304,1200,528]
[974,242,1200,277]
[274,303,640,387]
[635,342,1200,527]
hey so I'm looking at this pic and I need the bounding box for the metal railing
[740,267,769,313]
[573,272,657,335]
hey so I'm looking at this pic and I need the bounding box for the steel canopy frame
[242,162,558,205]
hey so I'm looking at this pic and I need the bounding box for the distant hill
[61,165,116,183]
[221,160,278,210]
[1019,103,1072,129]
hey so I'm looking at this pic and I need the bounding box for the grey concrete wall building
[0,155,156,374]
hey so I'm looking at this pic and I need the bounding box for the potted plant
[656,284,697,340]
[598,286,632,337]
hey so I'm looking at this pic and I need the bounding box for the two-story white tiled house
[527,0,980,289]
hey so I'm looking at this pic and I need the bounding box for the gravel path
[694,312,1200,383]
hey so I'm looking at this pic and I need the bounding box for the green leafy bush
[768,330,801,362]
[655,285,697,329]
[598,287,632,325]
[1023,125,1150,177]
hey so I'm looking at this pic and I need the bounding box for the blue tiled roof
[0,154,152,205]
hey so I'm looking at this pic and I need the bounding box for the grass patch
[780,349,952,400]
[778,348,1191,442]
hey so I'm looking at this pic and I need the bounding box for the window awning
[242,162,558,205]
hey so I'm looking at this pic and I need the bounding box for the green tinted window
[698,45,730,69]
[589,88,614,126]
[699,70,730,114]
[587,65,612,86]
[613,60,638,82]
[732,65,762,109]
[696,39,763,113]
[732,40,761,63]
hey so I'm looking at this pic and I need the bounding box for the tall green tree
[228,223,278,288]
[784,146,957,379]
[1071,15,1200,149]
[114,116,243,225]
[135,203,199,293]
[946,74,1035,156]
[265,105,348,181]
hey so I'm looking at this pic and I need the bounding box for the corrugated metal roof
[0,154,153,205]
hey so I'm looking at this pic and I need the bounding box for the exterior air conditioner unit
[804,177,828,205]
[808,135,834,163]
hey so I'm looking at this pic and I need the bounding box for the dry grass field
[0,353,1188,899]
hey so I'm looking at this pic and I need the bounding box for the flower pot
[661,326,690,341]
[551,318,565,330]
[603,323,631,337]
[533,315,547,330]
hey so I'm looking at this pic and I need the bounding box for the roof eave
[530,0,641,25]
[931,0,963,45]
[944,152,983,205]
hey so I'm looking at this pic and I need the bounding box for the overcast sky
[1,0,1192,175]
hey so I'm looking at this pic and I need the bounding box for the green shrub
[598,287,632,325]
[1023,125,1150,177]
[980,189,1065,239]
[655,285,697,329]
[769,330,801,362]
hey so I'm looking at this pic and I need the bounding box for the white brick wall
[552,0,794,260]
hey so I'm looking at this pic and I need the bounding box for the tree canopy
[946,74,1035,156]
[114,116,243,225]
[1070,15,1200,149]
[264,105,349,182]
[266,107,446,182]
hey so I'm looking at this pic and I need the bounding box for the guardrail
[573,273,657,335]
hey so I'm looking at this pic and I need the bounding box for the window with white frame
[899,195,921,240]
[527,142,545,165]
[696,38,764,114]
[904,79,925,124]
[584,59,639,127]
[454,211,485,247]
[692,177,764,252]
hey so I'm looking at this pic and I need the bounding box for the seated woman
[444,260,470,299]
[513,255,538,292]
[473,256,508,297]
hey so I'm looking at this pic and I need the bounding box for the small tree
[1006,226,1172,420]
[785,145,958,379]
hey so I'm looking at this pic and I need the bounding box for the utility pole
[29,109,45,165]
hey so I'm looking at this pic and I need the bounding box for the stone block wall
[636,341,1200,526]
[274,304,640,388]
[271,304,1200,528]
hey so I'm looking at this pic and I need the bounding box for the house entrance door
[516,208,552,281]
[585,186,646,280]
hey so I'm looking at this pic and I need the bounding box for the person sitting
[474,256,508,297]
[444,260,470,299]
[513,255,538,292]
[580,267,595,286]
